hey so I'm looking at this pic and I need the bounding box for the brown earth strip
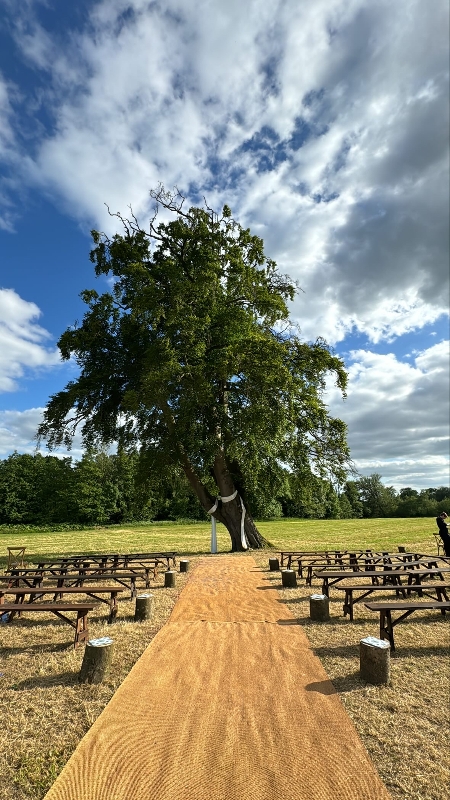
[43,555,391,800]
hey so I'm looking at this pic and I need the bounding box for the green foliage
[37,189,351,544]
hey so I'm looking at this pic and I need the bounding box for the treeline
[0,452,448,526]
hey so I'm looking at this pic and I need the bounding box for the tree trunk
[181,451,266,551]
[214,497,265,551]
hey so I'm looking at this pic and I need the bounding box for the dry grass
[1,519,449,799]
[0,562,196,800]
[251,551,450,800]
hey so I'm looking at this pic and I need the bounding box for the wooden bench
[62,573,139,598]
[0,603,96,648]
[364,601,450,651]
[335,582,450,621]
[5,571,139,597]
[317,567,450,597]
[77,563,159,587]
[35,551,177,570]
[0,586,124,624]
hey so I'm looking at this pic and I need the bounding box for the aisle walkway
[44,556,391,800]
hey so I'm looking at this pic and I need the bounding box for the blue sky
[0,0,448,490]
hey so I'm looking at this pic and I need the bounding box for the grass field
[0,518,448,800]
[0,515,440,570]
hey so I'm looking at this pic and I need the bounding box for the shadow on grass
[304,675,362,694]
[9,671,79,690]
[1,641,71,656]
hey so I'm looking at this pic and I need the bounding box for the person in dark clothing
[436,511,450,556]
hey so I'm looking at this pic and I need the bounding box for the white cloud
[11,0,445,345]
[326,341,450,489]
[0,288,61,392]
[0,0,448,489]
[0,406,84,460]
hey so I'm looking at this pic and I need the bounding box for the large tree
[38,188,350,550]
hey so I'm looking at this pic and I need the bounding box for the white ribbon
[207,490,248,551]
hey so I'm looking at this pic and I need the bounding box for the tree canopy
[38,188,350,549]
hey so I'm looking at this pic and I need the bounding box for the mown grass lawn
[0,516,439,570]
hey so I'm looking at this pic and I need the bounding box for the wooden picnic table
[35,551,177,570]
[0,602,96,648]
[63,572,140,598]
[6,571,140,598]
[305,556,434,587]
[280,550,364,569]
[75,563,157,587]
[365,600,450,650]
[0,585,125,624]
[316,567,450,597]
[335,582,450,620]
[284,550,425,577]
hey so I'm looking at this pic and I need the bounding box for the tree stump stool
[79,637,114,684]
[269,557,280,571]
[360,636,390,684]
[134,593,153,622]
[309,594,330,621]
[281,569,297,588]
[179,560,190,573]
[164,570,176,588]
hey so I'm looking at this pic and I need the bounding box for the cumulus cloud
[3,0,444,345]
[0,407,84,460]
[0,0,448,487]
[0,288,61,392]
[326,340,450,488]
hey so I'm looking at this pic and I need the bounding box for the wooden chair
[433,533,443,556]
[6,547,26,571]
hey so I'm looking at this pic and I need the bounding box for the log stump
[309,594,330,621]
[360,636,390,684]
[134,593,153,622]
[164,570,176,588]
[79,637,114,684]
[179,560,190,573]
[281,569,297,588]
[268,557,280,571]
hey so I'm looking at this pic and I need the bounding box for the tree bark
[181,450,266,551]
[210,452,265,551]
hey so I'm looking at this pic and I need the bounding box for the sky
[0,0,448,491]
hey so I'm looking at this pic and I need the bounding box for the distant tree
[342,480,363,518]
[0,452,36,523]
[427,486,450,503]
[73,452,119,524]
[357,473,397,518]
[399,487,418,500]
[37,188,350,550]
[337,492,354,519]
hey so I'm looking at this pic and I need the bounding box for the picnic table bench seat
[335,582,450,620]
[34,551,177,570]
[63,572,140,598]
[0,602,96,648]
[364,600,450,651]
[316,567,450,596]
[0,585,125,623]
[6,571,140,598]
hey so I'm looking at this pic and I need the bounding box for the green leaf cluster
[38,192,350,503]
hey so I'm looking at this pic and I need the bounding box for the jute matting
[44,556,391,800]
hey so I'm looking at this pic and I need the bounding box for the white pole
[211,516,217,553]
